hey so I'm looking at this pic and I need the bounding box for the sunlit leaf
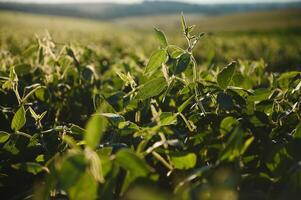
[136,77,167,100]
[85,114,108,149]
[11,106,26,132]
[217,61,236,89]
[170,152,197,170]
[154,28,168,47]
[144,49,168,76]
[11,162,48,175]
[0,131,10,143]
[115,149,152,177]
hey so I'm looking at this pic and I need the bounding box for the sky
[1,0,300,4]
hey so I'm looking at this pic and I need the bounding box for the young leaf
[136,77,167,100]
[85,114,108,149]
[0,131,10,143]
[181,13,187,33]
[29,107,39,121]
[154,28,168,47]
[144,49,168,76]
[217,61,236,89]
[170,152,197,170]
[11,106,26,132]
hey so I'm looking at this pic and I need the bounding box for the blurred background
[0,0,301,71]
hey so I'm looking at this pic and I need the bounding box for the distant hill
[0,1,301,20]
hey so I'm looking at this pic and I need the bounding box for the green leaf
[11,106,26,132]
[174,53,191,74]
[248,88,272,102]
[0,131,10,143]
[35,154,45,162]
[220,117,238,136]
[68,170,98,200]
[115,149,152,177]
[23,44,38,57]
[154,28,168,47]
[29,107,39,121]
[144,49,168,76]
[170,152,197,170]
[219,125,244,161]
[14,64,31,76]
[97,147,113,177]
[11,162,48,175]
[181,13,187,32]
[159,112,177,126]
[100,113,125,124]
[217,61,236,89]
[35,87,46,101]
[136,77,167,100]
[58,153,87,190]
[70,124,86,135]
[85,114,108,149]
[168,46,184,59]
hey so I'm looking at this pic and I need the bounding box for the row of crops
[0,15,301,199]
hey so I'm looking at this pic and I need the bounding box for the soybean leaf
[85,114,108,149]
[159,112,177,126]
[136,77,167,100]
[144,49,168,76]
[154,28,168,47]
[11,106,26,132]
[68,170,98,200]
[170,152,197,170]
[219,125,244,161]
[11,162,48,175]
[23,44,38,57]
[220,117,238,136]
[35,154,45,162]
[70,124,86,135]
[217,61,236,89]
[181,13,187,32]
[248,88,272,102]
[100,113,125,124]
[174,53,191,74]
[14,64,31,76]
[97,147,113,177]
[0,131,10,143]
[168,45,184,59]
[115,149,152,177]
[58,153,87,190]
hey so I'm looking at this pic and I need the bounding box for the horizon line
[1,0,301,5]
